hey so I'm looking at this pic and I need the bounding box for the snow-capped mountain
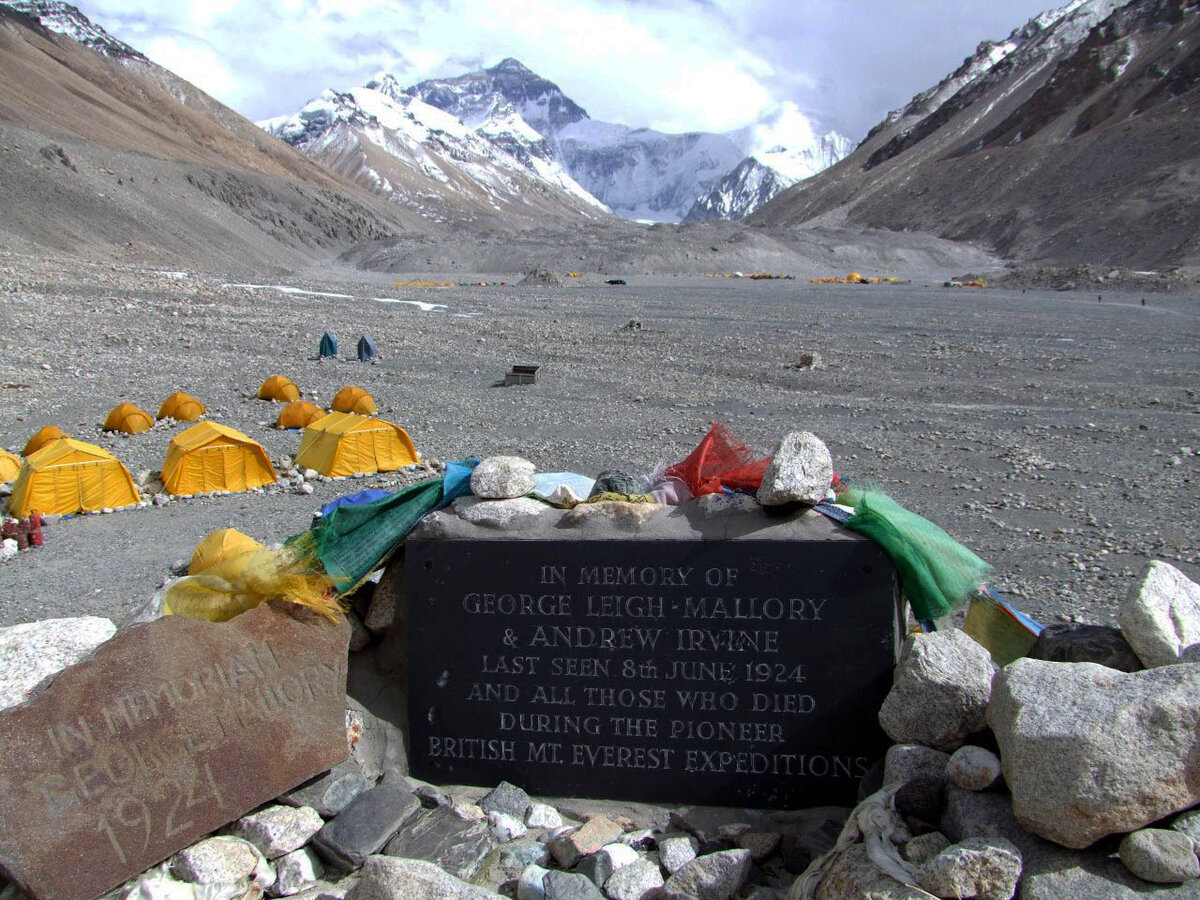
[754,0,1200,268]
[260,76,608,228]
[683,158,788,224]
[406,59,849,222]
[0,0,144,59]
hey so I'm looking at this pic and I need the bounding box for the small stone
[477,839,550,884]
[270,848,324,897]
[575,851,615,888]
[280,758,370,818]
[550,816,624,868]
[757,431,833,506]
[661,848,752,900]
[526,803,562,829]
[311,783,420,870]
[172,835,260,884]
[518,863,550,900]
[354,856,495,900]
[230,805,324,860]
[879,629,998,752]
[470,456,536,499]
[1119,560,1200,667]
[915,836,1023,900]
[604,857,664,900]
[736,831,781,862]
[303,469,318,480]
[480,781,532,819]
[454,496,546,528]
[490,811,528,842]
[884,744,950,787]
[895,774,944,826]
[658,834,700,874]
[0,617,116,711]
[1027,622,1142,672]
[598,841,639,872]
[947,746,1003,791]
[542,870,604,900]
[1169,809,1200,847]
[588,470,643,497]
[903,832,951,866]
[1119,829,1200,883]
[692,493,761,516]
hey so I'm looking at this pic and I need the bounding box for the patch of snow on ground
[222,284,448,312]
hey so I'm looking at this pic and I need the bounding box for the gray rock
[455,496,547,528]
[354,856,497,900]
[470,456,536,499]
[280,758,371,818]
[172,835,261,884]
[517,864,549,900]
[588,470,643,497]
[947,746,1003,791]
[479,781,532,820]
[988,659,1200,848]
[1027,622,1143,672]
[526,803,562,830]
[604,858,664,900]
[806,844,929,899]
[313,784,421,870]
[383,805,496,880]
[271,848,325,897]
[880,629,998,752]
[884,744,950,787]
[903,832,951,866]
[1119,561,1200,667]
[915,837,1022,900]
[1119,829,1200,884]
[475,840,550,887]
[661,849,752,900]
[346,696,408,783]
[543,870,604,900]
[737,831,781,862]
[550,816,624,868]
[597,842,639,872]
[575,850,616,887]
[1170,810,1200,849]
[658,834,700,874]
[757,431,833,506]
[488,811,527,842]
[896,775,945,826]
[231,805,325,860]
[364,583,397,632]
[0,616,115,711]
[559,500,659,532]
[690,493,761,516]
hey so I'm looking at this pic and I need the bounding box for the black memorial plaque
[406,538,901,807]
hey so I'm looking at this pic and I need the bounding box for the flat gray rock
[313,784,421,871]
[661,849,752,900]
[879,629,998,751]
[0,616,115,711]
[988,659,1200,848]
[757,431,833,506]
[454,496,547,529]
[383,805,496,881]
[1027,622,1143,672]
[807,843,929,899]
[542,870,604,900]
[1119,829,1200,884]
[231,805,325,860]
[280,758,371,818]
[172,835,260,884]
[354,855,499,900]
[470,456,536,499]
[915,836,1022,900]
[1119,561,1200,667]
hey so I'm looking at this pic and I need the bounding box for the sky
[75,0,1060,141]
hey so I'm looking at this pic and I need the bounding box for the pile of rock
[812,558,1200,898]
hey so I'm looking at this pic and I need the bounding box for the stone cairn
[1,434,1198,900]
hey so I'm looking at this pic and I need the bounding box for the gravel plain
[0,250,1197,630]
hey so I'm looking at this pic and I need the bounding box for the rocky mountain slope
[0,1,430,271]
[405,59,850,222]
[753,0,1200,269]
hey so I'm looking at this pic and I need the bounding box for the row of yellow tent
[4,413,419,517]
[811,272,903,284]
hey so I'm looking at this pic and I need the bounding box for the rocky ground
[0,250,1197,629]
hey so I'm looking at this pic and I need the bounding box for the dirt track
[0,253,1197,629]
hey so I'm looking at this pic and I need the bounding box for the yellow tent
[0,449,22,483]
[188,528,264,575]
[23,425,67,457]
[295,412,418,477]
[162,422,278,495]
[277,401,326,430]
[103,402,155,434]
[258,375,301,403]
[158,392,206,421]
[331,386,377,415]
[9,437,140,516]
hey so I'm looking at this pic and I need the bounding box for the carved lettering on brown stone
[0,602,349,900]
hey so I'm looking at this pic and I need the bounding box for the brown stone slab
[0,602,350,900]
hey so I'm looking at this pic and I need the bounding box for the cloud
[77,0,1059,140]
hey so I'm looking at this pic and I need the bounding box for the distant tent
[319,332,338,359]
[331,386,377,415]
[162,422,278,495]
[23,425,67,457]
[188,528,264,575]
[0,449,22,483]
[103,402,155,434]
[9,437,140,516]
[357,335,379,362]
[158,392,206,422]
[257,375,300,403]
[277,401,326,430]
[295,412,419,477]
